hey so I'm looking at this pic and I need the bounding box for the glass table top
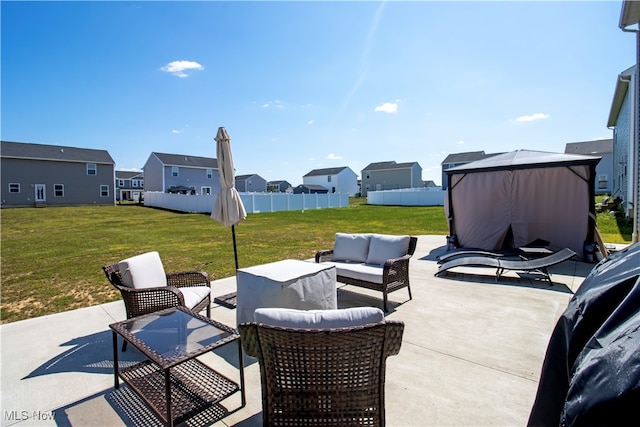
[111,307,236,367]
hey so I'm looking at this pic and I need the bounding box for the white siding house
[303,167,358,196]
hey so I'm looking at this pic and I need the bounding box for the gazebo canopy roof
[445,149,601,175]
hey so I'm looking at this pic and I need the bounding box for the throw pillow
[118,251,167,289]
[332,233,371,263]
[366,234,411,266]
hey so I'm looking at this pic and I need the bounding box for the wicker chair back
[239,320,404,426]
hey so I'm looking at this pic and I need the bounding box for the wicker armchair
[239,308,404,426]
[103,251,211,350]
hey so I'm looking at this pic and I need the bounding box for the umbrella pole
[232,225,239,270]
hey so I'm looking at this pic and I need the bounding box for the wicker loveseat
[315,233,417,312]
[239,307,404,427]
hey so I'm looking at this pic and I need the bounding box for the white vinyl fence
[143,192,350,214]
[367,187,445,206]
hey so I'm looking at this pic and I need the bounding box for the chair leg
[383,291,389,313]
[121,338,128,352]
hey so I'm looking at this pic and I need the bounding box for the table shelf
[119,358,240,425]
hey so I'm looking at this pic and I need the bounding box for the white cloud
[374,102,398,113]
[307,120,314,125]
[327,153,343,160]
[263,100,284,109]
[456,140,464,145]
[515,113,549,122]
[161,60,204,78]
[172,129,181,134]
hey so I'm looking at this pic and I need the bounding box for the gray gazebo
[444,149,601,259]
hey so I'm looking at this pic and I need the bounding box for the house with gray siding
[235,174,267,192]
[607,65,637,218]
[1,140,115,207]
[361,161,423,197]
[143,152,219,195]
[303,167,358,196]
[564,139,614,196]
[293,184,329,194]
[267,180,292,193]
[115,170,144,202]
[441,151,501,190]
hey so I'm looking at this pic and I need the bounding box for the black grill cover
[528,242,640,427]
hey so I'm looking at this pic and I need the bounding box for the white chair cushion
[332,233,371,263]
[181,286,211,309]
[326,261,384,284]
[366,234,411,266]
[118,251,167,289]
[253,307,385,329]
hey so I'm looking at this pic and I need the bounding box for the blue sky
[1,1,635,186]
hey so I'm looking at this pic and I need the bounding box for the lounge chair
[437,239,551,264]
[437,249,507,264]
[435,248,577,284]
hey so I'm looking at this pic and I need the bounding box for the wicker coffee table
[109,307,245,426]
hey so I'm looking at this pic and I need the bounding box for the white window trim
[100,185,109,197]
[87,163,97,175]
[54,184,65,197]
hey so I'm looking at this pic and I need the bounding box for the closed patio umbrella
[211,127,246,270]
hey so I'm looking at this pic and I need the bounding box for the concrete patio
[1,235,606,426]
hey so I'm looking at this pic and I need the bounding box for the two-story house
[1,140,115,207]
[607,65,637,218]
[302,167,358,196]
[142,152,219,195]
[564,139,614,196]
[440,151,501,190]
[267,180,292,193]
[115,170,144,202]
[361,161,422,197]
[235,174,267,192]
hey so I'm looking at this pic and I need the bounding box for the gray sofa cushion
[366,234,411,266]
[332,233,371,263]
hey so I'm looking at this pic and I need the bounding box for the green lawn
[0,199,631,324]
